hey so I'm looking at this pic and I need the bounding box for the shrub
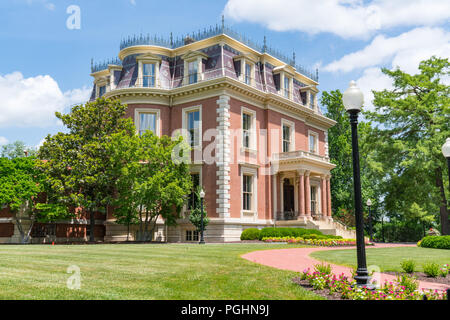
[419,235,450,249]
[439,264,449,277]
[314,263,332,275]
[240,228,261,240]
[396,274,418,293]
[423,262,440,278]
[258,227,322,240]
[400,259,416,274]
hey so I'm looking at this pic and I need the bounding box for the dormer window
[181,51,208,86]
[233,53,257,87]
[188,61,198,84]
[136,53,161,88]
[143,63,156,88]
[99,85,106,97]
[273,65,295,100]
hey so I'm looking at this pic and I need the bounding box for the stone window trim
[299,86,319,111]
[136,53,162,88]
[273,65,295,100]
[240,164,258,219]
[240,106,257,153]
[308,130,319,155]
[183,165,203,218]
[95,78,109,98]
[182,105,203,150]
[281,118,295,153]
[134,108,161,137]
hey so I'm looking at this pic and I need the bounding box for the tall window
[309,133,317,154]
[139,113,156,136]
[243,175,253,211]
[186,230,199,241]
[284,76,290,98]
[300,91,307,105]
[188,61,198,84]
[99,85,106,97]
[244,62,252,85]
[187,110,200,147]
[143,63,155,87]
[187,173,200,210]
[310,92,315,109]
[242,113,251,149]
[282,124,291,152]
[310,186,317,214]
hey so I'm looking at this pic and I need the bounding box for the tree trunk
[436,167,449,235]
[89,208,95,242]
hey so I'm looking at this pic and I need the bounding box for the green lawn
[310,246,450,272]
[0,243,323,300]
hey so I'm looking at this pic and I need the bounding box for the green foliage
[38,98,135,240]
[314,263,332,275]
[423,262,440,277]
[1,141,37,159]
[363,57,450,236]
[258,227,323,240]
[107,130,193,241]
[188,186,210,233]
[419,235,450,249]
[395,274,419,293]
[240,228,261,240]
[400,259,416,273]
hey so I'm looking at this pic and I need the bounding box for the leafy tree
[188,186,210,234]
[107,131,193,241]
[1,141,37,158]
[364,57,450,235]
[322,90,382,228]
[38,98,135,241]
[0,157,70,243]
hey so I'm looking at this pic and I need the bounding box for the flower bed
[295,267,448,300]
[262,236,374,247]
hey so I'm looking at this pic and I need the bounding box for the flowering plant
[262,236,374,247]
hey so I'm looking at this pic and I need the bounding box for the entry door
[283,179,295,212]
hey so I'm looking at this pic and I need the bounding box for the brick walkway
[241,243,449,291]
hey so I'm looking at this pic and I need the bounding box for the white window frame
[136,54,161,88]
[240,165,258,219]
[281,119,295,153]
[142,63,156,88]
[185,229,199,242]
[308,130,319,154]
[134,108,161,137]
[309,179,322,216]
[182,105,202,150]
[241,107,257,153]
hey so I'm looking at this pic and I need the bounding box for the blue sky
[0,0,448,149]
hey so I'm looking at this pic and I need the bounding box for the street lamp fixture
[343,81,374,289]
[442,138,450,235]
[199,189,206,244]
[367,199,373,243]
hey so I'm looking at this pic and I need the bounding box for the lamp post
[343,81,373,288]
[367,199,373,242]
[199,189,205,244]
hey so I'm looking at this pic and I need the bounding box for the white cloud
[0,72,91,128]
[130,0,136,5]
[324,27,450,73]
[355,67,393,112]
[0,136,8,145]
[24,0,55,10]
[224,0,450,39]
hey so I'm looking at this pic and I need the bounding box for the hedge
[240,228,261,240]
[419,235,450,249]
[258,227,324,240]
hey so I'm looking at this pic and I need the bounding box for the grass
[0,243,323,300]
[310,246,450,272]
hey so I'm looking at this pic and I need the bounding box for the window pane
[188,173,200,210]
[284,77,290,98]
[188,111,200,146]
[140,113,156,135]
[309,134,316,153]
[245,63,251,85]
[242,113,251,148]
[99,86,106,97]
[188,61,198,84]
[143,64,155,88]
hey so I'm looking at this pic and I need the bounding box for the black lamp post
[367,199,373,242]
[199,189,205,244]
[343,81,374,289]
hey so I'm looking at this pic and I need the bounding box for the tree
[188,186,210,234]
[1,141,37,158]
[321,90,383,227]
[0,157,70,243]
[365,57,450,235]
[107,130,193,241]
[38,98,135,242]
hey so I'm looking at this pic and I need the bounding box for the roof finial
[293,51,296,65]
[91,58,93,72]
[221,15,225,32]
[316,68,319,81]
[170,32,173,47]
[263,35,267,52]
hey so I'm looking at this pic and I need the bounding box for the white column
[216,95,231,218]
